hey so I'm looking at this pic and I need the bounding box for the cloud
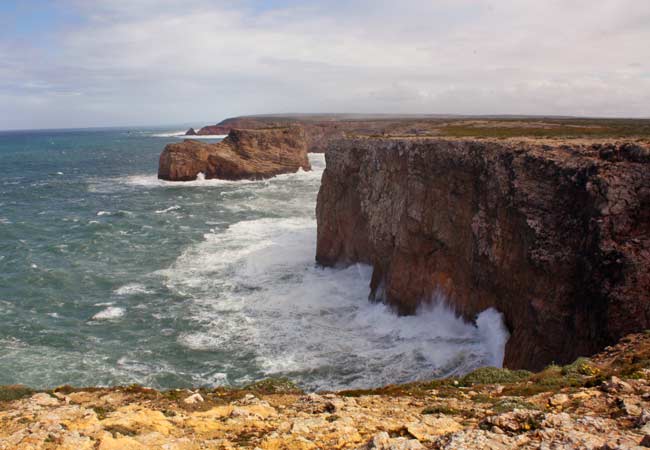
[1,0,649,129]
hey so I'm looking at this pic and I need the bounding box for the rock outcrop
[3,332,650,449]
[188,117,347,153]
[159,127,310,181]
[316,137,650,370]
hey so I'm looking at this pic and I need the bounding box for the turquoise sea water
[0,127,508,391]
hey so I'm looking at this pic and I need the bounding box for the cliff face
[316,138,650,370]
[159,127,310,181]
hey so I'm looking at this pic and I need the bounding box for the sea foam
[164,213,510,390]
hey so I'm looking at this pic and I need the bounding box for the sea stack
[316,137,650,371]
[158,127,311,181]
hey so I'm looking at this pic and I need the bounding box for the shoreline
[3,332,650,448]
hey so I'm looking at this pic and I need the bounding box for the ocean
[0,127,508,391]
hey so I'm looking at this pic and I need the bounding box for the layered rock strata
[316,137,650,370]
[158,127,310,181]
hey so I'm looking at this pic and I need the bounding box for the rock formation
[3,332,650,449]
[158,127,311,181]
[316,137,650,370]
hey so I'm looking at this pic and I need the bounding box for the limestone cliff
[158,127,310,181]
[316,137,650,370]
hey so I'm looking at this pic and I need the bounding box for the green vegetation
[438,118,650,139]
[0,385,34,402]
[93,406,115,420]
[422,404,461,415]
[460,367,533,386]
[242,377,303,395]
[492,398,540,413]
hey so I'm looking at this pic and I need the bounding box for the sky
[1,0,649,130]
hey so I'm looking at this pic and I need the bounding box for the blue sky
[0,0,649,130]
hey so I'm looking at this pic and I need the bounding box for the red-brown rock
[159,127,310,181]
[316,137,650,371]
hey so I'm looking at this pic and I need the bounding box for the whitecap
[149,131,187,137]
[96,211,111,216]
[166,213,510,390]
[92,307,125,321]
[114,283,153,296]
[155,205,181,214]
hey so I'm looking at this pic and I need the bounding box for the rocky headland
[187,115,650,153]
[158,127,310,181]
[5,118,650,449]
[3,332,650,449]
[316,137,650,371]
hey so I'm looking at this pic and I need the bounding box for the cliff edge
[3,332,650,449]
[316,137,650,370]
[158,127,310,181]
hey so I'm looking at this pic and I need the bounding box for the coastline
[3,332,650,449]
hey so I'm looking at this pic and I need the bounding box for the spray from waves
[92,306,125,321]
[160,213,510,391]
[149,131,188,137]
[87,164,322,193]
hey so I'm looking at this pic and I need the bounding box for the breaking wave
[162,213,509,391]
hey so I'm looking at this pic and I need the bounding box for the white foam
[114,283,154,296]
[150,131,187,137]
[182,134,228,140]
[96,211,111,216]
[148,130,227,140]
[92,306,125,321]
[164,212,509,390]
[155,205,181,214]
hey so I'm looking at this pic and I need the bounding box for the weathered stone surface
[316,137,650,370]
[2,331,650,450]
[159,127,310,181]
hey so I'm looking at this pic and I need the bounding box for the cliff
[316,137,650,371]
[3,332,650,449]
[158,127,310,181]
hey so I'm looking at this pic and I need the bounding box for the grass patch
[460,367,532,386]
[105,424,137,437]
[243,378,303,395]
[422,405,461,415]
[0,385,34,402]
[561,358,600,377]
[492,398,540,414]
[93,405,114,420]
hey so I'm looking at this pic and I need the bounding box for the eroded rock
[159,127,311,181]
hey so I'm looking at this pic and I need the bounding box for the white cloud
[1,0,649,129]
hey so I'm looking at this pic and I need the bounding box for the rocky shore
[316,137,650,371]
[3,332,650,449]
[158,127,310,181]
